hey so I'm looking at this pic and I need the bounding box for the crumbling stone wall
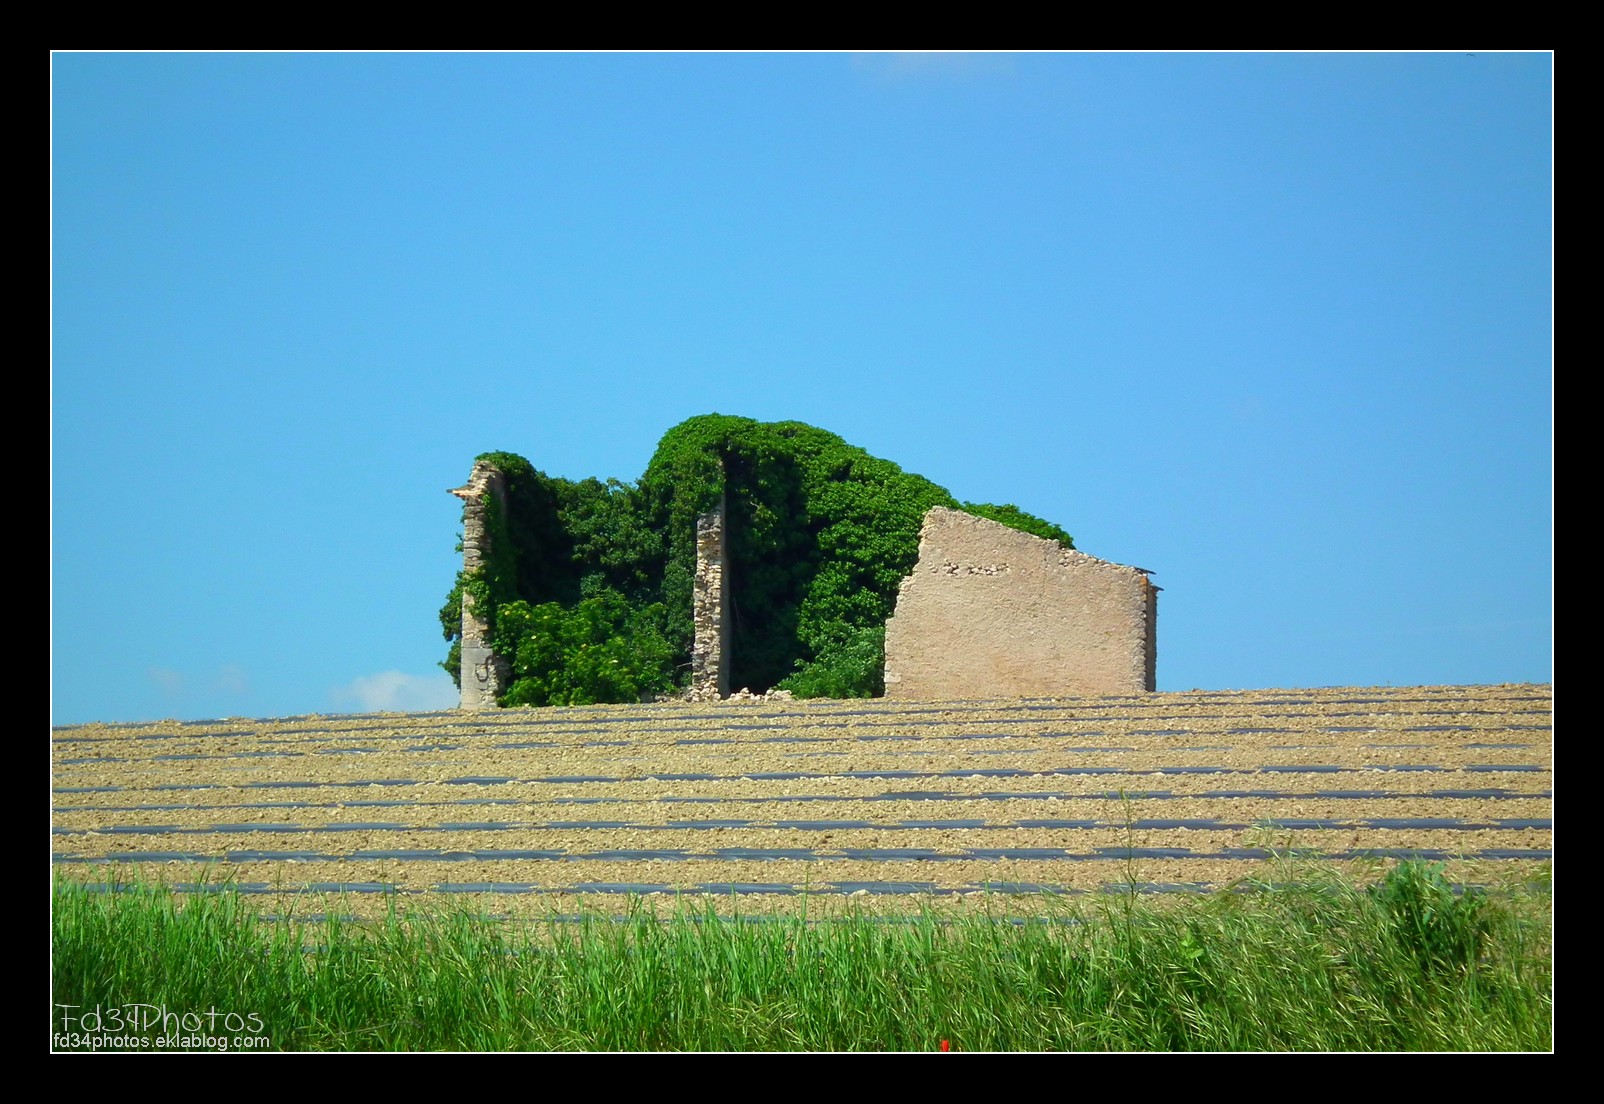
[883,507,1157,699]
[448,461,510,710]
[690,497,730,699]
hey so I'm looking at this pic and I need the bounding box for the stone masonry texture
[691,497,730,699]
[883,507,1157,699]
[449,460,510,710]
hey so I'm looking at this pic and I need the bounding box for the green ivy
[440,415,1074,702]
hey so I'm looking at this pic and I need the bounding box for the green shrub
[777,624,886,699]
[496,594,675,707]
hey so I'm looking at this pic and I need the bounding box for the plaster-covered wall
[883,507,1156,699]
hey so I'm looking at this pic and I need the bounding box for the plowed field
[52,684,1552,920]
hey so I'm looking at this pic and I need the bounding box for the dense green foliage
[493,595,676,707]
[53,863,1552,1051]
[440,414,1074,704]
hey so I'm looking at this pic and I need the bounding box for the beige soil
[52,684,1551,920]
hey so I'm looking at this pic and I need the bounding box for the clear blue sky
[51,52,1552,725]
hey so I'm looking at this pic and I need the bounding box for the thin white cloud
[331,670,458,714]
[147,667,185,695]
[148,665,248,698]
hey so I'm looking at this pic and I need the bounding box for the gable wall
[883,507,1156,699]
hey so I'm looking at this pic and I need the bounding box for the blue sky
[51,52,1552,724]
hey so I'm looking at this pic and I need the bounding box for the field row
[53,684,1551,918]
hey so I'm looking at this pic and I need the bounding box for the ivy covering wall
[440,414,1074,705]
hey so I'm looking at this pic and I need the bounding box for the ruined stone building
[449,462,1156,709]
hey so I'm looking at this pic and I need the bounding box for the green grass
[51,863,1551,1052]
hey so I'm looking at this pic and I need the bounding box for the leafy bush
[776,624,886,699]
[441,415,1074,702]
[494,594,675,707]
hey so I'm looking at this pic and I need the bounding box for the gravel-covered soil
[51,684,1552,919]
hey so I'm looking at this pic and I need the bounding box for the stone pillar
[448,460,510,710]
[691,495,730,699]
[1142,577,1158,693]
